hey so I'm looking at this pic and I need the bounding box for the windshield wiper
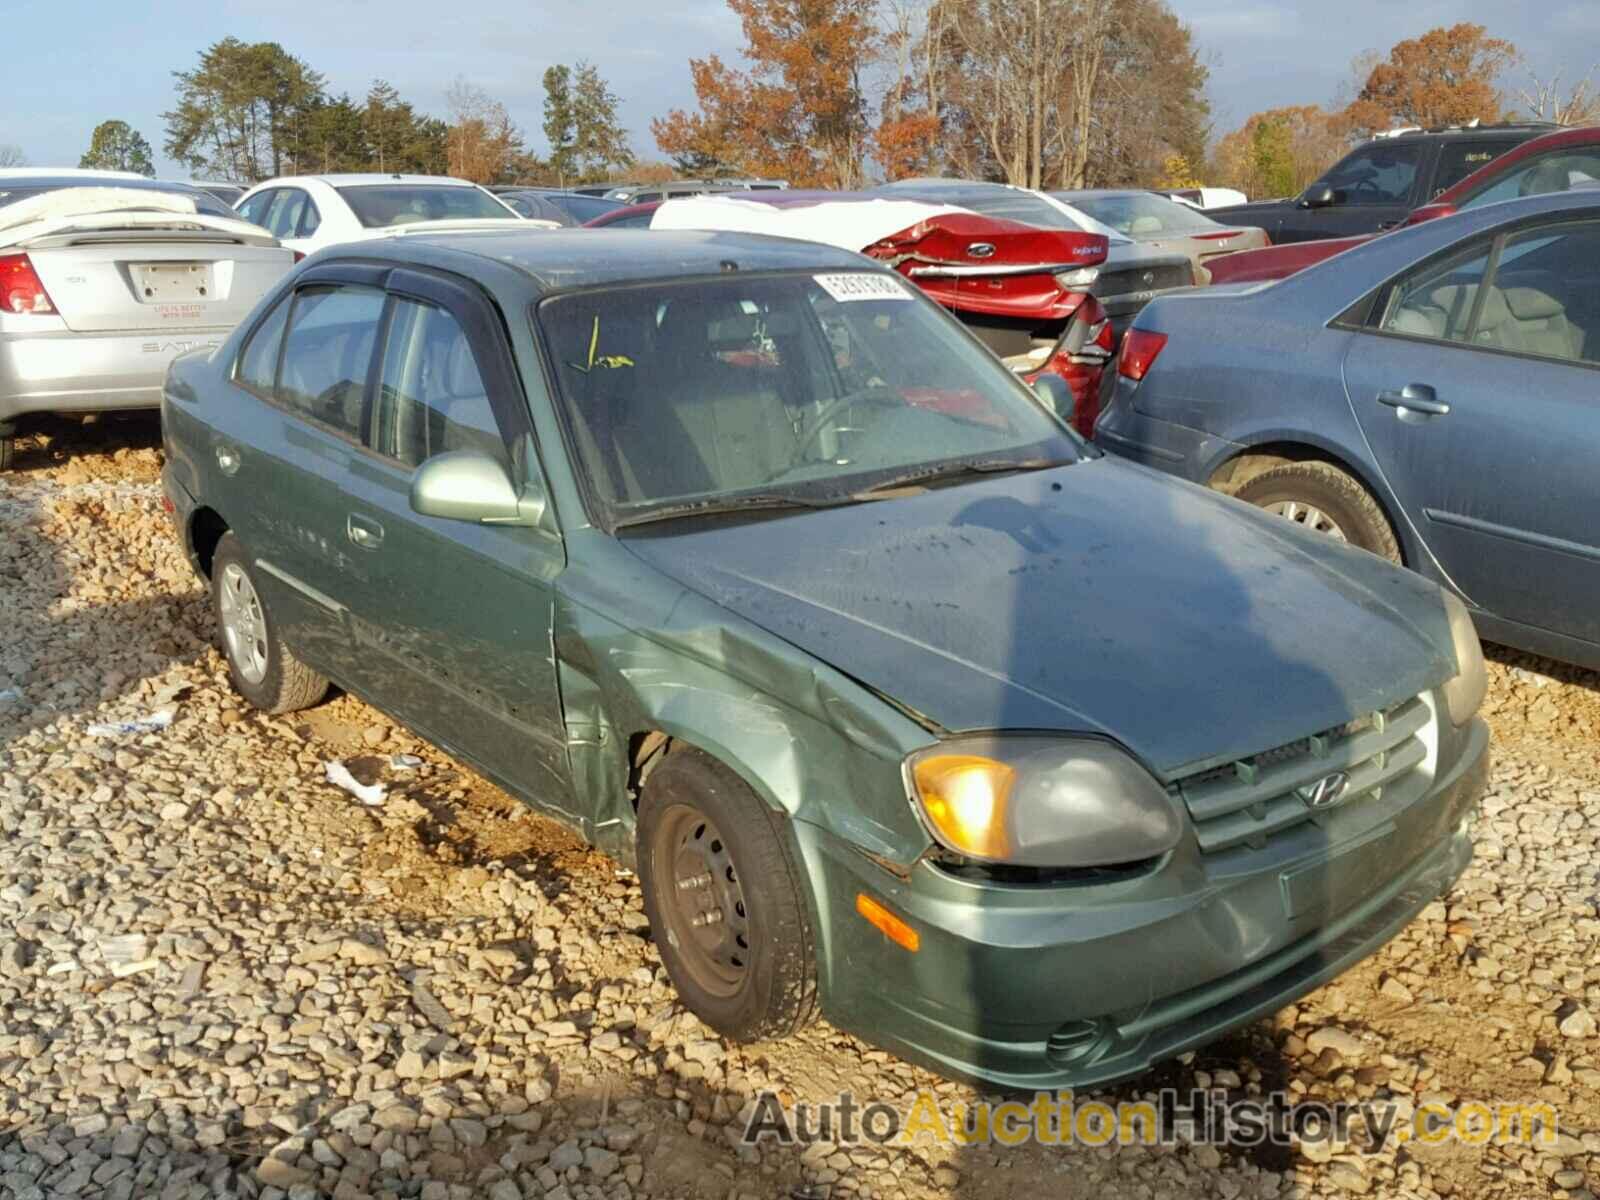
[613,491,845,529]
[849,456,1075,500]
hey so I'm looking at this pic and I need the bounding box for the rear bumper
[0,328,227,421]
[1093,383,1237,481]
[804,716,1487,1092]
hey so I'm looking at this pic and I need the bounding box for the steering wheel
[1352,179,1382,198]
[791,387,903,462]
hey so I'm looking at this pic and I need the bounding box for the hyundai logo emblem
[967,242,997,258]
[1296,771,1351,809]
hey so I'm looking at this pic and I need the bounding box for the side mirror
[1300,183,1336,209]
[410,450,547,527]
[1032,374,1077,427]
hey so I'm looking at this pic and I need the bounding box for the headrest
[1501,286,1565,321]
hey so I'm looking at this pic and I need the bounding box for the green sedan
[161,229,1489,1091]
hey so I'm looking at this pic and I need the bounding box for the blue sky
[5,0,1595,178]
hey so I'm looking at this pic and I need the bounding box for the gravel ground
[1,417,1596,1200]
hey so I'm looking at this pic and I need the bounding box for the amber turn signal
[856,893,920,952]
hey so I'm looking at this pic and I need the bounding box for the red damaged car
[587,192,1114,436]
[1209,125,1600,285]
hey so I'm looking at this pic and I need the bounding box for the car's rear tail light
[0,253,56,315]
[1118,328,1168,381]
[292,251,307,264]
[1053,266,1100,290]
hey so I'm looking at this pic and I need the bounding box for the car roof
[1368,122,1557,143]
[0,173,212,194]
[333,228,878,294]
[253,173,483,189]
[1051,188,1168,201]
[0,167,145,181]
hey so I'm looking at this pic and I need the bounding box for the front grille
[1175,697,1432,855]
[1095,262,1193,300]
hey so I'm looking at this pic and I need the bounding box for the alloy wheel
[1266,499,1348,541]
[218,562,270,684]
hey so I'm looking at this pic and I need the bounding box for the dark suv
[1209,123,1553,243]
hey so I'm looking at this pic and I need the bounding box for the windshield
[0,182,234,218]
[538,271,1080,522]
[1066,192,1217,236]
[336,184,515,228]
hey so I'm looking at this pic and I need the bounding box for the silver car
[0,174,294,468]
[1049,189,1271,286]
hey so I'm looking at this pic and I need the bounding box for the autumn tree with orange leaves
[651,0,878,188]
[1344,23,1519,135]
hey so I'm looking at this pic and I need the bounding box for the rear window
[0,182,234,218]
[335,185,514,228]
[1069,193,1218,236]
[1433,140,1523,196]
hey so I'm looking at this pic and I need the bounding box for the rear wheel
[1233,461,1400,562]
[211,533,329,714]
[637,748,819,1042]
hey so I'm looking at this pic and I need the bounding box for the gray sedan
[0,175,293,468]
[1049,189,1271,283]
[1096,190,1600,671]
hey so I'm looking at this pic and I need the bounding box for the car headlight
[1441,591,1487,726]
[906,737,1183,868]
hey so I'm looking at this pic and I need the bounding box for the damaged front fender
[551,532,936,872]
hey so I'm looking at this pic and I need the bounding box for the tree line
[57,19,1600,197]
[71,38,637,186]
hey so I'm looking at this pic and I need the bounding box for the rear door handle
[347,513,384,550]
[1377,383,1449,416]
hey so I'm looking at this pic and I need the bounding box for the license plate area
[131,262,213,304]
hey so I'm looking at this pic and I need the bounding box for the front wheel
[1233,461,1400,562]
[637,748,819,1042]
[211,532,330,714]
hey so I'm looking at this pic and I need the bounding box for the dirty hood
[623,461,1454,777]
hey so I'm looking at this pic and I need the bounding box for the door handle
[347,514,384,550]
[1377,384,1449,416]
[1376,220,1401,230]
[214,443,242,475]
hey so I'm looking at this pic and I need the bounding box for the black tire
[1233,461,1401,562]
[211,532,329,714]
[637,748,819,1042]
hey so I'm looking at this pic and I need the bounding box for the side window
[299,198,322,237]
[1376,242,1494,344]
[270,190,308,240]
[276,286,386,437]
[235,294,292,394]
[1320,145,1421,205]
[1377,221,1599,364]
[1459,151,1600,211]
[370,298,504,469]
[1433,141,1519,196]
[236,189,274,228]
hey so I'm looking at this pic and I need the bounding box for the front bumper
[802,715,1487,1092]
[0,328,227,422]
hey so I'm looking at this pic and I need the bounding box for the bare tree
[444,78,524,184]
[1519,70,1600,126]
[0,144,25,167]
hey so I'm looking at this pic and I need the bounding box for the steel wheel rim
[218,562,270,684]
[1265,499,1348,542]
[658,805,750,997]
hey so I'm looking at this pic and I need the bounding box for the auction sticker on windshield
[815,273,912,302]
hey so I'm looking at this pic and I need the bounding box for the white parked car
[235,174,539,256]
[0,176,294,468]
[1156,186,1250,210]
